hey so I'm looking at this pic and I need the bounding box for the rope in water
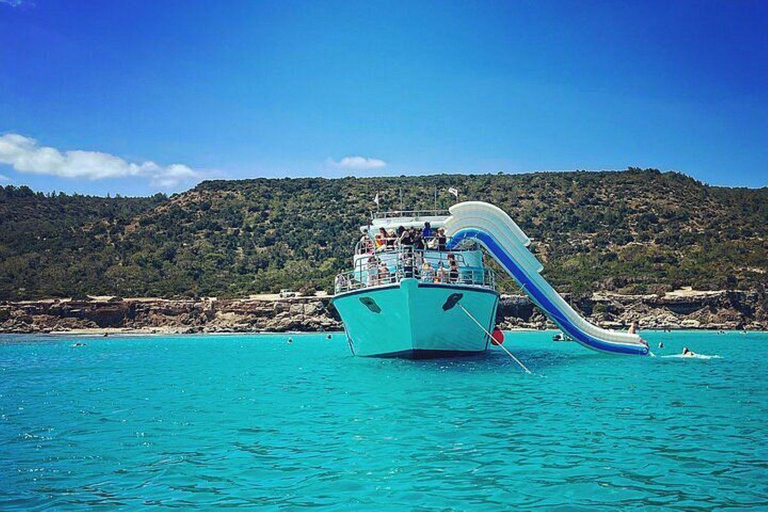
[455,302,532,374]
[345,330,355,355]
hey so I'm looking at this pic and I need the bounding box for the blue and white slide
[444,201,650,355]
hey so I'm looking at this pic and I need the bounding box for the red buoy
[491,328,505,345]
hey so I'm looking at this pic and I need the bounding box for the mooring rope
[455,302,532,374]
[344,329,355,355]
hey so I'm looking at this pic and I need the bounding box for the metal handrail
[355,235,464,255]
[370,209,450,220]
[334,251,496,294]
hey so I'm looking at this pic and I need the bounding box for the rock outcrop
[496,289,767,331]
[0,297,342,334]
[1,288,765,334]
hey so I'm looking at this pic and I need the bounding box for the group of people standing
[355,222,461,286]
[358,222,448,254]
[364,251,461,286]
[338,221,481,288]
[335,222,465,293]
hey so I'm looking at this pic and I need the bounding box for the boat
[332,202,650,359]
[331,210,500,358]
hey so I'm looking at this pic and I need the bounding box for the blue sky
[1,0,766,195]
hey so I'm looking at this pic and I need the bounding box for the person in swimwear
[627,321,649,347]
[681,347,696,357]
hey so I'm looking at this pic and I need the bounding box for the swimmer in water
[287,337,293,344]
[658,342,664,349]
[682,347,696,357]
[326,334,332,340]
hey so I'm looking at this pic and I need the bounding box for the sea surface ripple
[0,330,766,510]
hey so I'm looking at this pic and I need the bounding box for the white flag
[448,187,459,198]
[373,193,380,206]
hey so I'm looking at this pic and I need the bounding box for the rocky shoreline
[1,287,766,335]
[0,296,339,335]
[497,289,767,331]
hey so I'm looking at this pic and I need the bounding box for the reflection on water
[0,330,766,509]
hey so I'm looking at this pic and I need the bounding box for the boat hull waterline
[332,278,499,358]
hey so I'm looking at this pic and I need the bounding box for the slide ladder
[444,202,650,355]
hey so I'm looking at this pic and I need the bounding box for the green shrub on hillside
[1,168,766,299]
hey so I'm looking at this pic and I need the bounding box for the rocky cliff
[0,297,342,334]
[496,288,767,331]
[1,288,765,334]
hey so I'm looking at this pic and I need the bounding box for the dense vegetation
[1,169,766,300]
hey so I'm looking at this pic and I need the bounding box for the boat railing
[333,266,496,295]
[370,209,450,220]
[355,235,463,255]
[334,251,496,294]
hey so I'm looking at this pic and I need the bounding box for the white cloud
[329,156,387,170]
[0,133,202,189]
[0,0,29,7]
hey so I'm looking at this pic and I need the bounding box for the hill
[1,168,766,300]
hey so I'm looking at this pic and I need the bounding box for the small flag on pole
[448,187,459,199]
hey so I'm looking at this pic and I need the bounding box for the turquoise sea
[0,330,766,510]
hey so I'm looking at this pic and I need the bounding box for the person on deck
[402,253,415,278]
[377,263,391,284]
[435,228,447,251]
[358,229,374,254]
[448,254,459,283]
[386,229,396,249]
[398,226,413,247]
[374,233,385,251]
[436,262,449,283]
[334,273,348,291]
[413,230,425,251]
[421,260,434,281]
[422,222,434,241]
[367,256,378,286]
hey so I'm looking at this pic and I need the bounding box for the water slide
[444,202,650,355]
